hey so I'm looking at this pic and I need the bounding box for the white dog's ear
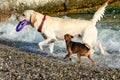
[30,12,37,25]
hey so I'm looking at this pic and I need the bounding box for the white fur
[17,1,108,54]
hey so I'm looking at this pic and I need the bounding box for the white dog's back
[39,1,108,54]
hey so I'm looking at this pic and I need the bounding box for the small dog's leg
[68,52,72,61]
[64,54,68,59]
[77,53,81,64]
[64,53,72,61]
[87,54,94,64]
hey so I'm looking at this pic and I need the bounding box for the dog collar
[38,15,46,32]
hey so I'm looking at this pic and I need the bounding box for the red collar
[38,15,46,32]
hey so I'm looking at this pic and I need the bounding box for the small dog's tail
[91,1,108,25]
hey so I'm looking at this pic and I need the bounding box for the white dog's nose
[16,16,19,20]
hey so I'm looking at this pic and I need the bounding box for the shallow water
[0,13,120,68]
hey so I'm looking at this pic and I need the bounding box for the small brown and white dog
[64,34,94,64]
[17,1,108,54]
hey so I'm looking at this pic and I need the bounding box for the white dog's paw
[38,44,44,51]
[90,49,95,54]
[50,49,54,54]
[101,50,110,56]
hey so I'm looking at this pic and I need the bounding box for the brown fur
[64,34,94,64]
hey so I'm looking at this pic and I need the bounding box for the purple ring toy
[16,20,28,32]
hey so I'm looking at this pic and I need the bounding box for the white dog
[17,1,108,54]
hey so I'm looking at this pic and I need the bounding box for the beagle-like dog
[64,34,94,64]
[17,1,108,54]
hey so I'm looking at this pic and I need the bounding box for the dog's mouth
[16,19,28,32]
[20,20,26,25]
[20,19,30,25]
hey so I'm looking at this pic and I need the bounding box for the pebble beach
[0,0,120,79]
[0,39,120,80]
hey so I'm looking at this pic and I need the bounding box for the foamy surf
[0,15,120,68]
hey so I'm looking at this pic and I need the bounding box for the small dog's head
[64,34,73,41]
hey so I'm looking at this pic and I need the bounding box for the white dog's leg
[49,43,54,53]
[90,48,95,55]
[39,44,44,51]
[38,39,52,52]
[96,41,105,55]
[38,39,56,53]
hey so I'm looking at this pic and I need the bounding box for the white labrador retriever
[17,1,108,54]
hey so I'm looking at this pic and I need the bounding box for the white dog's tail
[91,1,108,25]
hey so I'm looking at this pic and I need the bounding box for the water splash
[0,15,120,68]
[0,15,43,43]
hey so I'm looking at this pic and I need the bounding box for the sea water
[0,14,120,68]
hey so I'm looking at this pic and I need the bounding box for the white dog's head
[17,10,37,25]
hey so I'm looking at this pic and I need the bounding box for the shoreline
[0,0,120,22]
[0,39,120,79]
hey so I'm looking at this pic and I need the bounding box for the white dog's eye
[22,14,25,16]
